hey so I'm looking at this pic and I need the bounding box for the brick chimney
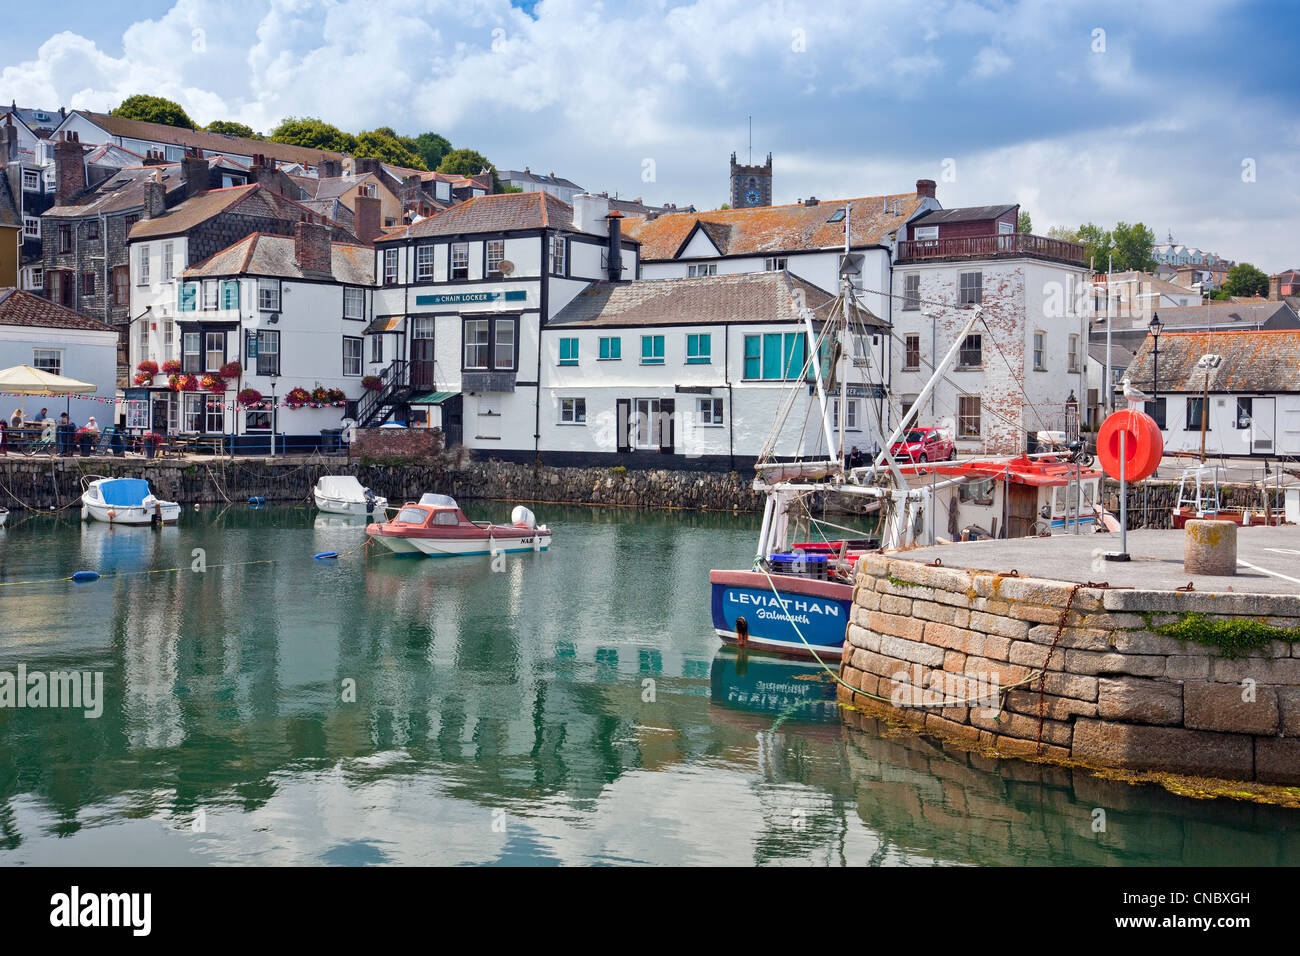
[318,159,342,178]
[181,150,208,198]
[143,149,167,166]
[294,220,333,276]
[916,179,937,199]
[141,179,166,219]
[53,136,84,205]
[353,195,382,244]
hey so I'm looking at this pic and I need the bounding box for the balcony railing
[897,233,1087,265]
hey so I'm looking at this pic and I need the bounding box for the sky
[1,0,1296,271]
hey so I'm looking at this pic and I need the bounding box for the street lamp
[1149,312,1163,426]
[269,373,278,458]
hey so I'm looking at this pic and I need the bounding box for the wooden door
[1005,483,1039,538]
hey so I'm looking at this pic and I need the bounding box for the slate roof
[0,287,116,331]
[0,170,20,229]
[292,172,386,201]
[909,205,1017,225]
[621,193,926,261]
[183,233,373,285]
[43,164,185,218]
[66,110,348,167]
[127,183,356,242]
[1123,330,1300,393]
[500,169,584,191]
[1151,301,1299,330]
[377,191,610,241]
[548,271,870,328]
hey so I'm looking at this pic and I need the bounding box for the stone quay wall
[0,455,765,513]
[839,554,1300,785]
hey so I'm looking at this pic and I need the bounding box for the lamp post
[269,373,278,458]
[1149,312,1162,426]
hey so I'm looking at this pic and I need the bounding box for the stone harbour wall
[839,554,1300,785]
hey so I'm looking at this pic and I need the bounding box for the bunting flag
[0,391,347,411]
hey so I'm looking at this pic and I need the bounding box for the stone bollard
[1185,519,1237,576]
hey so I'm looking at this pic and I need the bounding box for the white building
[498,168,585,204]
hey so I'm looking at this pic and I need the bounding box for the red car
[890,427,955,463]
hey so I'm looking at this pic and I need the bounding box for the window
[686,333,711,364]
[21,169,37,191]
[494,319,515,370]
[416,245,436,281]
[957,333,982,368]
[258,279,280,312]
[1186,397,1210,431]
[87,220,99,241]
[957,395,981,438]
[32,349,61,375]
[764,257,788,272]
[182,332,202,373]
[137,244,150,285]
[687,263,717,277]
[559,398,586,424]
[1149,397,1167,429]
[1068,334,1080,372]
[486,239,505,277]
[383,248,399,285]
[137,322,149,363]
[81,272,95,296]
[163,320,174,355]
[359,182,377,198]
[1033,331,1046,370]
[550,235,566,275]
[344,286,365,320]
[1235,397,1253,430]
[204,395,225,434]
[904,334,921,370]
[22,216,39,239]
[203,280,219,311]
[464,319,489,369]
[343,336,363,376]
[852,334,873,367]
[559,338,579,366]
[162,242,175,281]
[113,266,129,307]
[635,398,662,448]
[958,478,996,505]
[205,331,224,372]
[998,219,1014,235]
[178,282,197,312]
[914,225,938,241]
[370,335,383,364]
[742,333,807,380]
[599,336,621,361]
[699,397,725,426]
[958,271,982,306]
[29,266,43,289]
[125,400,149,431]
[220,279,239,310]
[903,273,920,310]
[183,393,203,433]
[255,330,279,376]
[58,225,71,254]
[831,398,860,431]
[641,335,665,365]
[450,242,469,280]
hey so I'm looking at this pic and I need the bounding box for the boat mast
[838,203,850,472]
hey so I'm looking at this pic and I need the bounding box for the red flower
[161,360,182,375]
[219,361,242,379]
[236,388,263,406]
[136,360,159,376]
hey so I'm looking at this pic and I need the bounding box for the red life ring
[1097,410,1163,482]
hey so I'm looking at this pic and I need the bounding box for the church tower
[730,152,772,208]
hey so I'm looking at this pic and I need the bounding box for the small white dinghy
[0,507,8,527]
[313,475,388,517]
[81,476,181,525]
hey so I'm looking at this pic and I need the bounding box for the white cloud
[969,46,1011,79]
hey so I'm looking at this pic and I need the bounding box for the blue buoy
[314,551,339,560]
[248,496,265,506]
[71,570,100,582]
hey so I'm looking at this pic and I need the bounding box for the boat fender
[107,510,116,519]
[314,551,340,560]
[71,570,100,583]
[735,616,749,648]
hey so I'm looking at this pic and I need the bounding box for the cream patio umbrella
[0,364,97,423]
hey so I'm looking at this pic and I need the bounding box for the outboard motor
[511,505,537,530]
[364,487,377,515]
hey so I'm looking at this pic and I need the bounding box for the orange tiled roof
[1124,329,1300,392]
[622,193,925,260]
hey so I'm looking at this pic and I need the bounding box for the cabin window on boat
[434,511,459,525]
[902,273,921,310]
[698,398,724,426]
[396,507,428,524]
[205,331,225,372]
[257,279,280,312]
[958,477,995,506]
[182,332,202,373]
[343,336,363,376]
[904,334,921,369]
[958,271,982,306]
[1082,481,1095,508]
[957,395,981,438]
[559,397,586,424]
[957,334,982,369]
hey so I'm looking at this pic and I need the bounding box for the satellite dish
[497,259,515,276]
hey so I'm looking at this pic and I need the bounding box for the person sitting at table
[9,409,22,428]
[57,412,75,456]
[33,408,47,422]
[85,416,99,433]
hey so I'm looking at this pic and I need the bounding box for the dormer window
[827,209,846,223]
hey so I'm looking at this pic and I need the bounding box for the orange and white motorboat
[366,494,551,557]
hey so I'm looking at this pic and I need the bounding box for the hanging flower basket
[236,388,263,407]
[361,375,383,392]
[284,386,312,409]
[200,373,228,391]
[176,374,199,392]
[219,360,242,379]
[326,388,347,407]
[133,372,152,387]
[161,360,182,375]
[136,360,159,377]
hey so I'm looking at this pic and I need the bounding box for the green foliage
[499,183,523,193]
[438,148,495,183]
[1221,262,1269,298]
[413,132,452,171]
[609,465,627,474]
[354,129,426,169]
[111,94,196,130]
[205,120,259,139]
[1154,612,1300,658]
[1110,221,1157,272]
[1076,223,1112,271]
[1017,211,1033,234]
[269,116,357,153]
[1046,225,1080,243]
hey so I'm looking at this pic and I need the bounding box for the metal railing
[356,359,410,427]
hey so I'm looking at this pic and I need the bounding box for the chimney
[916,179,937,199]
[141,179,166,219]
[606,211,624,281]
[294,220,333,276]
[53,135,84,205]
[181,151,208,198]
[143,148,166,166]
[2,118,15,162]
[571,192,610,236]
[803,196,819,206]
[318,158,342,178]
[353,194,382,244]
[355,157,382,177]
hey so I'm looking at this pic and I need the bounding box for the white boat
[80,476,181,525]
[0,507,7,527]
[313,475,388,517]
[368,495,552,557]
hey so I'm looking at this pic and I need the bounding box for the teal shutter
[220,279,239,310]
[762,333,782,379]
[743,335,761,378]
[178,282,197,312]
[783,333,806,379]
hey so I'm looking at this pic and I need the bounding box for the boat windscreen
[418,493,458,508]
[395,507,429,524]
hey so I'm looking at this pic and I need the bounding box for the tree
[1221,262,1269,298]
[205,120,259,139]
[438,148,495,178]
[414,132,452,171]
[1076,223,1113,272]
[1110,221,1157,272]
[1017,211,1032,234]
[269,116,357,154]
[354,129,426,169]
[111,94,196,130]
[1046,225,1080,243]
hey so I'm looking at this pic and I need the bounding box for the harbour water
[0,503,1295,866]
